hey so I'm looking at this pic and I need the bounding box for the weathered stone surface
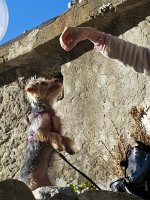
[0,179,35,200]
[0,180,142,200]
[0,0,149,72]
[0,0,150,195]
[78,191,142,200]
[33,187,78,200]
[33,186,142,200]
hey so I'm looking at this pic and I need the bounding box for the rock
[0,181,142,200]
[78,191,143,200]
[0,179,35,200]
[32,186,142,200]
[33,186,78,200]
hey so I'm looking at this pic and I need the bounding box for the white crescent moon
[0,0,9,41]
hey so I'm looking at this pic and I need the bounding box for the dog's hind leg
[31,146,54,190]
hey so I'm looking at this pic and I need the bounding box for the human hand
[59,27,89,51]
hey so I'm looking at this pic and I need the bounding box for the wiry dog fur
[19,77,75,190]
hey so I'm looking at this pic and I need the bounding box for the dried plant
[112,106,150,178]
[129,106,150,144]
[113,133,130,177]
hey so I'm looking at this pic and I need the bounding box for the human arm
[60,27,150,75]
[101,34,150,75]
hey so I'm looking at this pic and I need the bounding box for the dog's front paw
[65,147,75,155]
[34,132,48,142]
[50,132,64,152]
[51,141,63,152]
[62,136,75,155]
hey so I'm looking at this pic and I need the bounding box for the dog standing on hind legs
[19,77,75,190]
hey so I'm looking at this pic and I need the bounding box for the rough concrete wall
[0,0,150,194]
[0,65,61,180]
[0,180,142,200]
[53,14,150,189]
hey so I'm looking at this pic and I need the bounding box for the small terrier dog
[19,77,75,190]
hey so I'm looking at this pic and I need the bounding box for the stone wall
[0,0,150,192]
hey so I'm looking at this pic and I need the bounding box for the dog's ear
[26,86,38,94]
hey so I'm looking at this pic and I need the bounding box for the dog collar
[33,111,55,119]
[27,111,56,142]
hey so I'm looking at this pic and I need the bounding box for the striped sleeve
[100,34,150,75]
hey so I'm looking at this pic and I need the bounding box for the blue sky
[0,0,70,45]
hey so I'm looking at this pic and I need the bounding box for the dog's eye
[41,82,48,86]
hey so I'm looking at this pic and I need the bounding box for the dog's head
[26,77,63,106]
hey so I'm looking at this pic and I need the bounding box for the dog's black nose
[55,79,61,83]
[54,73,63,83]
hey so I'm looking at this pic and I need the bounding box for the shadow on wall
[0,2,150,87]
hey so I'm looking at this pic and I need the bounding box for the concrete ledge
[0,179,143,200]
[33,186,143,200]
[78,190,143,200]
[0,0,150,73]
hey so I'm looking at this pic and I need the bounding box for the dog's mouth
[47,83,64,101]
[57,88,64,101]
[51,73,64,101]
